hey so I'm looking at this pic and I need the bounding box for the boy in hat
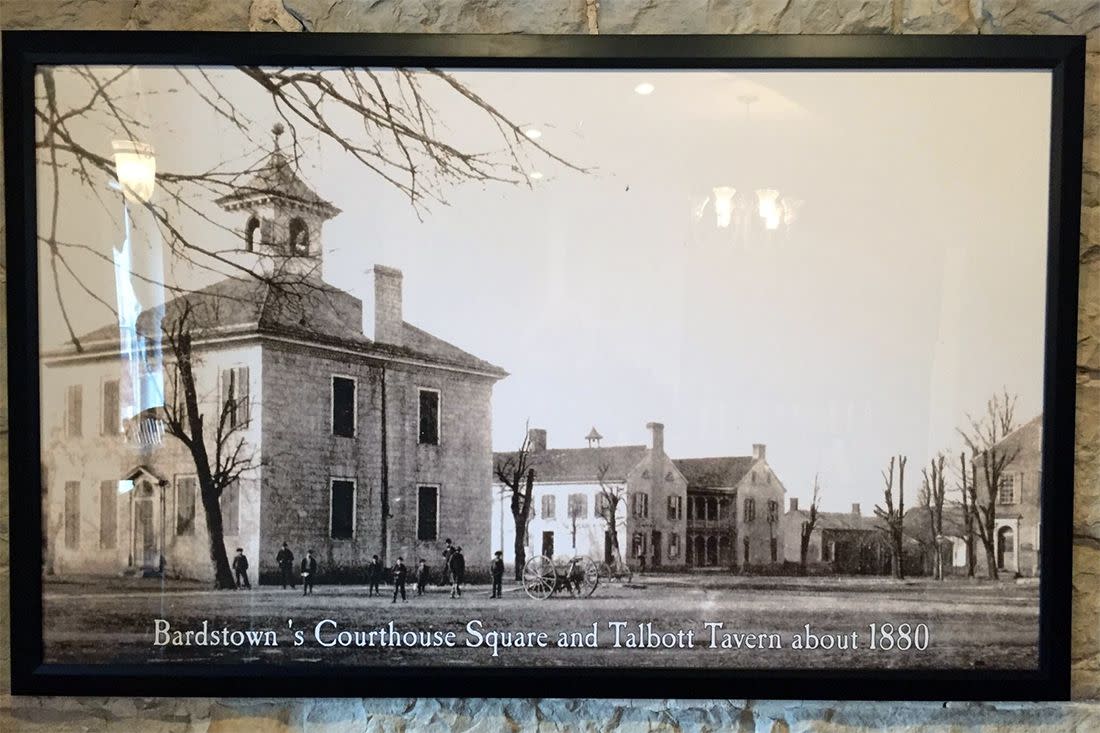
[301,550,317,596]
[416,558,430,596]
[232,547,251,589]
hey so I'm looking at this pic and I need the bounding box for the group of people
[247,539,508,600]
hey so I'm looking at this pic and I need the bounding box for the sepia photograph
[23,52,1059,680]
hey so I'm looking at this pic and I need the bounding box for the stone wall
[1,0,1098,730]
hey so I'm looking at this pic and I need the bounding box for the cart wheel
[522,555,556,600]
[579,558,600,597]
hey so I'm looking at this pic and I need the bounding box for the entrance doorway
[541,530,555,559]
[997,526,1015,571]
[651,530,662,568]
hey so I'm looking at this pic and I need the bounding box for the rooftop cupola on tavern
[215,123,341,277]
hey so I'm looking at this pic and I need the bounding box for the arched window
[288,217,309,255]
[244,216,260,252]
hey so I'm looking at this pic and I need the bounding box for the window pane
[99,480,117,549]
[419,390,439,445]
[176,477,196,535]
[331,480,355,539]
[332,377,355,437]
[418,485,439,541]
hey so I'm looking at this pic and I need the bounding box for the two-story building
[42,144,507,583]
[491,426,786,572]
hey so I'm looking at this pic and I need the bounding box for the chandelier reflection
[693,187,801,245]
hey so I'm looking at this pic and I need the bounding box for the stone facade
[2,0,1099,730]
[37,148,504,586]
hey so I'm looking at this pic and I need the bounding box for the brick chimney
[752,443,766,461]
[789,497,799,512]
[646,422,665,455]
[851,503,861,516]
[373,265,403,346]
[527,428,547,452]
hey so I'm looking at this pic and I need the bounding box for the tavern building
[42,141,506,582]
[491,425,787,571]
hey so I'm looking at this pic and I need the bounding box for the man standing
[276,542,295,590]
[490,550,505,599]
[449,546,466,599]
[391,557,408,603]
[366,554,382,597]
[441,538,455,587]
[301,550,317,596]
[232,548,251,589]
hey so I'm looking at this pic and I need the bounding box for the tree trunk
[199,477,235,589]
[512,517,527,582]
[512,468,535,581]
[799,532,810,574]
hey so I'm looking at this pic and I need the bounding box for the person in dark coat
[441,538,455,586]
[276,542,295,589]
[415,559,430,596]
[366,554,382,597]
[232,547,251,589]
[300,550,317,596]
[449,546,466,599]
[391,557,408,603]
[490,550,505,599]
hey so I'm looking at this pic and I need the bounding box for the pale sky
[38,66,1052,512]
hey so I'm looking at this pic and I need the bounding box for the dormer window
[288,217,309,255]
[244,215,259,252]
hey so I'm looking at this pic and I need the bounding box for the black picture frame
[3,30,1084,700]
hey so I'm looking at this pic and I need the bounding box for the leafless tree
[874,454,907,580]
[798,474,822,574]
[159,300,257,589]
[493,427,538,581]
[959,389,1019,580]
[920,453,947,580]
[956,452,979,578]
[37,66,580,584]
[595,461,627,567]
[36,66,584,352]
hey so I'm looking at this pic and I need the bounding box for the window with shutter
[66,385,83,437]
[99,480,117,549]
[330,480,355,539]
[332,376,356,437]
[176,476,197,535]
[417,485,439,541]
[102,380,120,435]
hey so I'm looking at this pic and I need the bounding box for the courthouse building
[42,145,506,582]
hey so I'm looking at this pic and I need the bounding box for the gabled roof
[50,276,507,379]
[788,508,884,532]
[493,445,648,484]
[673,456,756,490]
[74,276,363,345]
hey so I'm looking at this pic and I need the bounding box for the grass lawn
[42,573,1039,670]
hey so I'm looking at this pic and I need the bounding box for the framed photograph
[3,31,1084,700]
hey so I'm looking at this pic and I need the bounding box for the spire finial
[271,122,285,151]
